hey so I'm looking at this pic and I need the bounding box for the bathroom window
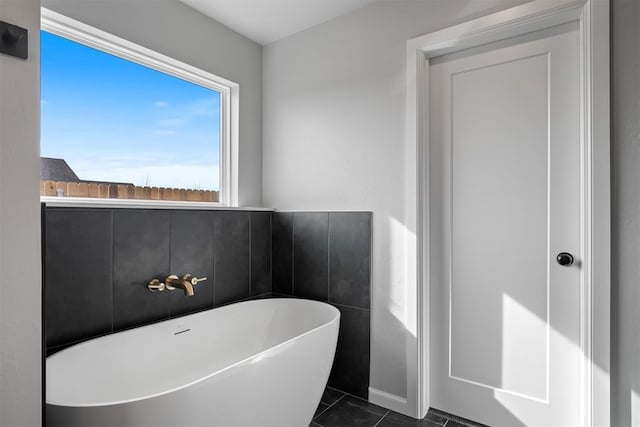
[40,9,237,205]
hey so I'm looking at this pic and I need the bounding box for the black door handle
[556,252,574,266]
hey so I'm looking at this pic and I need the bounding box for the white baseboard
[368,387,412,417]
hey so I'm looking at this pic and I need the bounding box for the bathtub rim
[46,298,340,408]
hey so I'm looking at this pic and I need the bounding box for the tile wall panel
[272,212,293,295]
[213,211,250,306]
[169,211,215,317]
[328,304,371,398]
[275,211,372,398]
[45,208,113,348]
[44,207,271,354]
[113,210,171,330]
[329,212,372,309]
[250,212,272,296]
[293,212,329,301]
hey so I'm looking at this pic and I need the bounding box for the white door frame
[407,0,610,425]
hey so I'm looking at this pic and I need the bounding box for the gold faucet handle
[183,274,207,286]
[165,274,180,291]
[147,279,166,292]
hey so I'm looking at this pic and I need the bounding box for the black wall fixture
[0,20,28,59]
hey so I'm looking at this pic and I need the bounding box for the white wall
[42,0,263,207]
[0,1,42,425]
[262,0,528,416]
[611,0,640,425]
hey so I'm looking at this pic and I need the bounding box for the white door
[429,22,581,427]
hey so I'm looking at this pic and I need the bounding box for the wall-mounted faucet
[147,274,207,296]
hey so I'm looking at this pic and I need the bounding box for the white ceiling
[179,0,382,45]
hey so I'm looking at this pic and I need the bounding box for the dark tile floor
[310,387,487,427]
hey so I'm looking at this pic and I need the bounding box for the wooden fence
[40,181,219,202]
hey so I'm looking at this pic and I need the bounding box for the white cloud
[153,101,169,108]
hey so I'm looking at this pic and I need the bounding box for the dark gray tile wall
[113,210,171,330]
[329,213,371,310]
[45,209,113,348]
[329,305,371,398]
[44,207,271,355]
[272,211,372,399]
[272,212,293,295]
[213,211,251,306]
[293,213,329,301]
[169,211,215,317]
[250,212,272,296]
[45,207,372,401]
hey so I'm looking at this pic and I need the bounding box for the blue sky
[40,31,221,190]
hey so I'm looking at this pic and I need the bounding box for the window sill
[41,197,272,211]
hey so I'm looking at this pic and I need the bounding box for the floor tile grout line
[330,387,375,405]
[372,409,391,427]
[314,393,346,421]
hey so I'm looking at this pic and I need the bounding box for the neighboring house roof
[40,157,133,186]
[41,157,80,182]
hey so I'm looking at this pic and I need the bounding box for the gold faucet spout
[180,280,195,297]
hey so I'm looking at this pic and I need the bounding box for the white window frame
[40,7,239,208]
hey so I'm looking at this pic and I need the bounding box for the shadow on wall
[611,0,640,425]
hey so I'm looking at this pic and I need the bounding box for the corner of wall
[0,0,43,425]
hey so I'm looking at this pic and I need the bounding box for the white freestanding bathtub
[46,298,340,427]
